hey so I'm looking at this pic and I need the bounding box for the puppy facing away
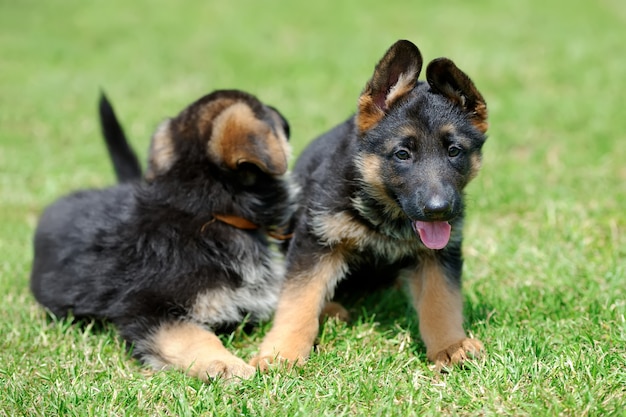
[251,40,488,371]
[30,90,296,380]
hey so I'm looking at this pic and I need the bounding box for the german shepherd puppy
[251,40,488,371]
[30,90,296,380]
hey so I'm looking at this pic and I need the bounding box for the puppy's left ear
[426,58,488,134]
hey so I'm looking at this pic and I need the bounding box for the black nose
[423,196,452,219]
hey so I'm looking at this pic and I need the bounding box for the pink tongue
[413,221,451,250]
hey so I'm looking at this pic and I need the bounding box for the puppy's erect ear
[145,119,177,181]
[207,102,289,176]
[426,58,488,134]
[357,40,423,133]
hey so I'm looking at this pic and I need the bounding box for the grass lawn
[1,0,625,415]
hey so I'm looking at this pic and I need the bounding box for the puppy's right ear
[267,105,290,141]
[145,119,177,180]
[356,40,423,134]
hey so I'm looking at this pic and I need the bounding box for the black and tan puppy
[252,40,488,371]
[30,90,296,380]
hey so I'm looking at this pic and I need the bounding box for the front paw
[250,343,312,372]
[202,357,256,381]
[430,338,484,371]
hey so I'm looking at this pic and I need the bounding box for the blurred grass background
[1,0,625,415]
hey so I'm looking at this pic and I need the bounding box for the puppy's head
[145,90,291,183]
[354,40,488,250]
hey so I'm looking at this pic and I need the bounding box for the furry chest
[311,210,424,263]
[188,251,284,328]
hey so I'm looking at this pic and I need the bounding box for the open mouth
[412,220,451,250]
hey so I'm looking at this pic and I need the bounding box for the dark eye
[395,149,411,160]
[448,146,462,158]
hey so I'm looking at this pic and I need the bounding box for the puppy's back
[30,184,135,317]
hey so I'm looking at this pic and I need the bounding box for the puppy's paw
[320,301,350,322]
[431,338,484,372]
[249,353,307,372]
[249,347,309,372]
[203,357,256,381]
[250,320,318,372]
[249,355,282,372]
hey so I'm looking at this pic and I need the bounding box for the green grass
[1,0,625,415]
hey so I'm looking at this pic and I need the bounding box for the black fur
[30,90,296,371]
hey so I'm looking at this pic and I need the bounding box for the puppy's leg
[408,257,483,371]
[145,321,255,381]
[250,251,347,370]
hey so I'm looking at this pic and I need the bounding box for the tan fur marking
[251,251,348,370]
[399,124,419,138]
[439,123,456,137]
[356,94,386,133]
[311,210,421,262]
[208,102,288,175]
[469,153,483,181]
[356,67,418,134]
[312,211,371,249]
[384,67,419,109]
[355,154,406,220]
[407,257,483,370]
[357,154,385,194]
[472,102,489,134]
[150,321,255,381]
[146,120,176,180]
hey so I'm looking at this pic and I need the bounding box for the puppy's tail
[98,92,142,182]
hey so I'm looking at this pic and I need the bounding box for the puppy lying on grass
[30,90,296,381]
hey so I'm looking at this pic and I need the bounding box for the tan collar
[201,214,293,241]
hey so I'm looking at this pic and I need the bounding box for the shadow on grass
[324,275,495,357]
[39,307,116,334]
